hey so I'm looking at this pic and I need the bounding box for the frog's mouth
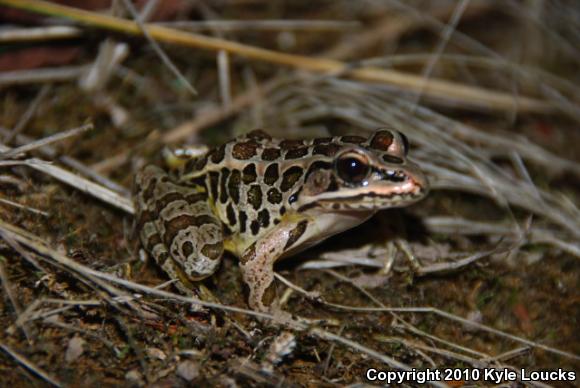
[299,185,428,212]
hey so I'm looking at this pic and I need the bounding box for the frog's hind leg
[134,165,224,297]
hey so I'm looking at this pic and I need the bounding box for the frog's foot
[134,165,224,310]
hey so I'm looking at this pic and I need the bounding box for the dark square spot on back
[232,141,259,160]
[242,163,257,184]
[281,166,304,192]
[228,170,241,204]
[285,147,308,160]
[262,148,281,161]
[210,144,226,163]
[247,184,263,210]
[313,143,340,157]
[264,163,279,185]
[280,139,304,150]
[267,188,282,204]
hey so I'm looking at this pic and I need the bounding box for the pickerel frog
[134,129,428,311]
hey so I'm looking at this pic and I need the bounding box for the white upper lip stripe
[313,181,422,201]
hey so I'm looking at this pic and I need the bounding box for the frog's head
[295,129,429,213]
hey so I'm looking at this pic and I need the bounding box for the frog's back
[176,131,359,249]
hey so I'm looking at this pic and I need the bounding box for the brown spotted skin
[135,166,223,287]
[134,128,429,312]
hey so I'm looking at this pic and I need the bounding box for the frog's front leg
[239,217,309,312]
[134,165,224,297]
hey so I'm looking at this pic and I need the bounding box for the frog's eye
[335,152,370,184]
[399,132,410,156]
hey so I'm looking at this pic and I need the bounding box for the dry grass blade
[0,343,62,387]
[0,158,133,213]
[0,66,87,86]
[0,197,49,216]
[410,0,470,110]
[0,131,132,213]
[4,84,52,143]
[159,19,362,31]
[0,126,129,196]
[310,328,449,388]
[0,123,94,161]
[120,0,197,96]
[0,26,82,42]
[326,304,580,362]
[0,257,30,341]
[424,216,580,258]
[0,0,555,114]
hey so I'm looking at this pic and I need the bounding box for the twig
[4,85,52,143]
[0,26,82,42]
[0,197,49,217]
[0,343,62,387]
[43,319,119,355]
[0,257,31,341]
[0,66,87,86]
[0,123,94,161]
[120,0,197,96]
[159,20,362,31]
[383,0,580,122]
[411,0,470,111]
[325,304,580,361]
[0,126,130,196]
[310,328,448,388]
[218,50,232,109]
[0,158,134,214]
[0,218,279,322]
[393,316,488,359]
[411,244,505,276]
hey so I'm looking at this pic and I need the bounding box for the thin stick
[0,123,94,161]
[0,26,82,42]
[158,20,362,31]
[0,197,49,216]
[0,158,134,214]
[310,329,448,388]
[325,304,580,361]
[119,0,197,96]
[0,66,87,86]
[0,126,129,196]
[0,0,554,114]
[0,343,62,387]
[0,257,31,341]
[4,85,52,143]
[411,0,470,111]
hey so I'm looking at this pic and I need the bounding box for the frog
[134,128,429,312]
